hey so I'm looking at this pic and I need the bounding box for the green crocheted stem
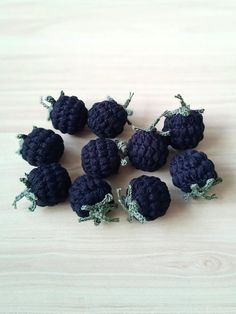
[79,193,119,226]
[183,177,223,200]
[114,139,129,166]
[123,92,134,116]
[12,186,38,212]
[117,186,146,224]
[107,92,134,116]
[16,134,27,155]
[132,111,170,136]
[164,94,205,118]
[40,91,64,121]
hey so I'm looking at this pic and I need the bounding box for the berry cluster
[13,92,222,225]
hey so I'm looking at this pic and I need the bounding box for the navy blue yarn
[81,138,121,178]
[127,130,169,171]
[170,150,218,193]
[20,127,64,166]
[69,175,112,218]
[130,175,171,221]
[26,163,71,206]
[50,94,88,134]
[87,100,128,138]
[162,111,205,150]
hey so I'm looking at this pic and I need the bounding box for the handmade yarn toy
[69,175,119,225]
[162,94,205,150]
[41,91,88,134]
[87,92,134,138]
[81,138,128,178]
[170,149,223,200]
[127,113,170,171]
[117,175,171,223]
[17,126,64,166]
[13,163,71,211]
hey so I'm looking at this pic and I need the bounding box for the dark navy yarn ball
[163,111,205,150]
[127,130,169,171]
[69,175,112,218]
[19,127,64,166]
[26,163,71,206]
[81,138,121,178]
[50,93,88,134]
[87,100,128,138]
[170,150,218,193]
[130,175,171,221]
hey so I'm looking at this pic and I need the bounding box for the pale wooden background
[0,0,236,313]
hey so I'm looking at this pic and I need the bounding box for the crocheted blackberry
[127,113,170,171]
[81,138,128,178]
[17,126,64,166]
[87,92,134,138]
[170,149,223,200]
[41,90,88,134]
[162,94,205,150]
[69,175,119,225]
[13,163,71,211]
[117,175,171,223]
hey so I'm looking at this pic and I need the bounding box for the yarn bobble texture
[87,92,134,138]
[170,149,223,200]
[81,138,128,178]
[13,163,71,211]
[117,175,171,223]
[162,94,205,150]
[127,113,170,171]
[41,91,88,134]
[17,126,64,166]
[69,175,119,225]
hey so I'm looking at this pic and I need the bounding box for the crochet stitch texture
[127,129,169,171]
[28,163,71,206]
[87,97,131,138]
[170,149,222,199]
[129,175,171,220]
[69,175,113,218]
[48,92,88,134]
[13,163,71,211]
[162,95,205,150]
[81,138,121,178]
[19,127,64,166]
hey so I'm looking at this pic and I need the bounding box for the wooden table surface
[0,1,236,313]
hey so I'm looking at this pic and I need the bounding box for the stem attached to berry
[132,111,170,136]
[40,91,64,121]
[12,176,38,211]
[183,177,223,200]
[79,193,119,225]
[114,139,129,166]
[163,94,205,117]
[16,134,27,155]
[117,186,146,223]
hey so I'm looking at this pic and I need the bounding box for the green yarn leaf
[117,186,146,224]
[163,94,205,118]
[107,92,134,116]
[79,193,119,226]
[183,177,223,200]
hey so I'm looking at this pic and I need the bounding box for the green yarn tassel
[107,92,134,116]
[12,176,38,211]
[79,193,119,226]
[163,94,205,118]
[41,91,64,121]
[117,186,146,223]
[114,139,129,166]
[184,177,223,200]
